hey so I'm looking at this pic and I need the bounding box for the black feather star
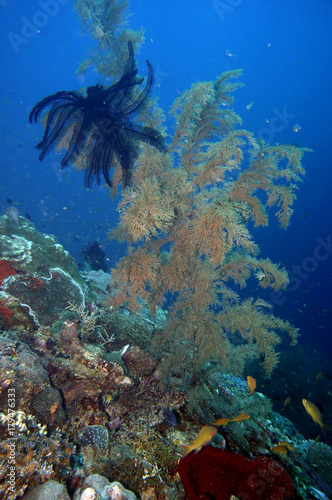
[29,42,165,188]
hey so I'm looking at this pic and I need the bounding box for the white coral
[80,487,97,500]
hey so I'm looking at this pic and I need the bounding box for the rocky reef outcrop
[0,215,87,328]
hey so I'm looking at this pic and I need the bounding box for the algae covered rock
[0,214,83,286]
[21,480,70,499]
[0,215,88,327]
[0,334,66,426]
[1,267,84,327]
[73,475,138,500]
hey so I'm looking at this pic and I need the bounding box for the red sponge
[178,445,293,500]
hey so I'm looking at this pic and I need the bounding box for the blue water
[1,0,332,426]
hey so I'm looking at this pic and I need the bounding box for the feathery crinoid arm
[29,90,80,123]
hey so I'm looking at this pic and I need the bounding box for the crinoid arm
[37,106,82,161]
[84,131,112,188]
[123,60,154,117]
[29,90,83,162]
[104,42,143,114]
[126,124,166,153]
[29,91,80,123]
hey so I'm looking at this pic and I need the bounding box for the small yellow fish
[315,372,323,382]
[302,399,332,435]
[180,426,217,457]
[271,445,288,455]
[231,412,250,422]
[278,441,295,451]
[103,393,113,403]
[247,376,256,396]
[281,396,291,411]
[255,271,265,281]
[212,417,231,426]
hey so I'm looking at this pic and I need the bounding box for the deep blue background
[1,0,332,435]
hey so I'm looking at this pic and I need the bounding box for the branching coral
[108,69,307,390]
[67,301,114,345]
[74,0,144,79]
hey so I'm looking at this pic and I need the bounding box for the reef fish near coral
[302,399,332,435]
[247,375,256,396]
[180,426,217,458]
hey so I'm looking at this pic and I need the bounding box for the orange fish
[271,445,288,455]
[278,440,295,451]
[281,396,291,411]
[212,417,231,426]
[302,399,332,436]
[247,376,256,396]
[231,412,250,422]
[180,426,217,457]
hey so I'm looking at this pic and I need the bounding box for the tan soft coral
[108,70,308,385]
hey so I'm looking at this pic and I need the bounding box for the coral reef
[0,428,74,499]
[2,268,84,327]
[0,310,182,498]
[1,2,326,499]
[0,259,17,284]
[1,302,332,499]
[0,215,88,328]
[77,425,110,453]
[20,476,139,500]
[73,475,138,500]
[0,334,66,426]
[0,215,83,284]
[306,440,332,488]
[81,270,111,304]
